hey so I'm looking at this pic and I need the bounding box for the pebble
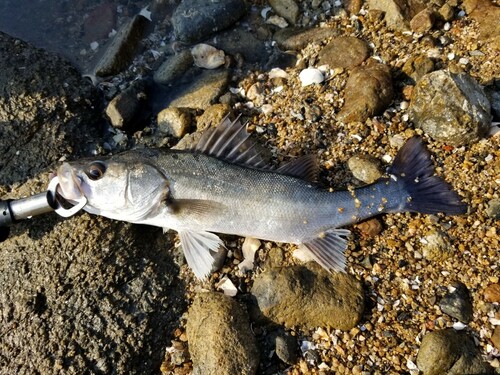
[211,29,268,65]
[299,68,324,86]
[337,63,394,123]
[318,36,370,69]
[485,198,500,219]
[275,332,298,365]
[157,107,192,138]
[251,263,365,330]
[186,292,259,374]
[269,0,300,25]
[153,50,194,85]
[402,54,435,82]
[439,282,473,323]
[355,218,383,238]
[408,70,492,145]
[347,154,382,184]
[367,0,409,30]
[410,9,435,33]
[191,44,225,69]
[416,329,493,375]
[105,82,147,131]
[420,229,454,261]
[172,0,248,43]
[266,15,289,28]
[273,26,340,51]
[492,326,500,351]
[484,283,500,303]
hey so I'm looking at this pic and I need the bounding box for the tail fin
[388,137,467,215]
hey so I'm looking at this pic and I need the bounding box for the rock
[186,292,259,375]
[251,264,365,330]
[355,218,383,238]
[420,229,454,261]
[93,14,149,77]
[408,70,492,145]
[463,0,500,51]
[170,69,231,110]
[439,282,473,323]
[157,107,192,138]
[275,332,298,365]
[438,3,455,21]
[318,36,370,69]
[417,329,493,375]
[273,27,340,51]
[153,50,194,85]
[347,154,382,184]
[212,29,268,65]
[191,44,226,69]
[484,282,500,303]
[367,0,410,30]
[338,63,394,123]
[196,103,232,131]
[344,0,364,14]
[492,326,500,351]
[402,54,435,82]
[410,8,435,33]
[0,32,101,186]
[485,198,500,219]
[83,2,116,43]
[105,82,148,131]
[172,0,248,43]
[269,0,300,25]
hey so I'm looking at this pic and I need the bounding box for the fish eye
[86,161,106,181]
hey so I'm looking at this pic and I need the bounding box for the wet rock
[213,29,268,65]
[484,282,500,303]
[402,54,435,82]
[269,0,300,25]
[420,229,454,261]
[186,292,259,375]
[157,107,192,138]
[273,27,340,51]
[409,70,492,145]
[196,103,232,131]
[172,0,248,43]
[318,36,370,69]
[485,198,500,219]
[105,82,148,131]
[93,14,150,77]
[439,282,473,323]
[338,63,394,123]
[347,154,382,184]
[83,2,117,43]
[170,69,231,110]
[153,50,194,85]
[417,329,493,375]
[275,332,298,365]
[0,32,101,186]
[251,264,365,330]
[410,9,435,33]
[463,0,500,50]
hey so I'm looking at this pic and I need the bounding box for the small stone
[420,229,454,261]
[273,27,340,51]
[367,0,409,30]
[153,50,194,85]
[410,9,435,33]
[266,15,289,28]
[484,283,500,303]
[439,282,473,323]
[269,0,299,25]
[492,326,500,351]
[196,103,232,131]
[402,54,435,82]
[275,333,298,365]
[347,154,382,184]
[438,3,455,21]
[318,36,370,69]
[355,218,383,238]
[105,82,147,131]
[485,198,500,219]
[157,107,192,138]
[191,44,225,69]
[344,0,363,14]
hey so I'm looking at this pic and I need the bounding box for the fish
[54,117,467,279]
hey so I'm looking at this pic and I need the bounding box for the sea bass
[55,118,467,279]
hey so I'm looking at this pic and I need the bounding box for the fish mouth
[53,163,85,201]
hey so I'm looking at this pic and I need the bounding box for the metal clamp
[47,177,87,218]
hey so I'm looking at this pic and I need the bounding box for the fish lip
[54,163,85,201]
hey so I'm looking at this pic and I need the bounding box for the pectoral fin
[178,229,225,280]
[301,229,351,272]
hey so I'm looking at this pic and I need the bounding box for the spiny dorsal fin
[190,116,269,169]
[277,155,319,183]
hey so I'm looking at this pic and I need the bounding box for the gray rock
[275,332,298,365]
[417,329,493,375]
[402,54,435,82]
[0,32,101,186]
[251,263,365,330]
[269,0,300,25]
[409,70,492,145]
[319,36,370,69]
[348,154,382,184]
[93,14,150,77]
[153,50,194,86]
[273,27,340,51]
[421,229,454,261]
[170,69,231,110]
[105,82,148,130]
[212,28,268,65]
[439,282,473,323]
[186,292,259,375]
[172,0,249,43]
[157,107,193,138]
[485,198,500,219]
[338,63,394,123]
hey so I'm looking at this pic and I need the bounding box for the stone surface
[274,332,298,365]
[83,2,116,43]
[402,54,435,82]
[153,50,194,86]
[417,329,493,375]
[421,229,454,261]
[492,326,500,351]
[484,282,500,303]
[172,0,248,43]
[410,8,435,33]
[319,36,370,69]
[338,63,394,123]
[93,14,149,77]
[105,82,148,130]
[464,0,500,51]
[439,282,473,323]
[212,28,268,65]
[186,292,259,375]
[347,154,382,184]
[269,0,300,25]
[196,103,232,131]
[409,70,492,145]
[273,27,340,51]
[485,198,500,219]
[367,0,410,30]
[251,264,365,330]
[0,32,101,186]
[157,107,192,138]
[169,69,231,110]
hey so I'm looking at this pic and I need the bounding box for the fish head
[55,156,169,220]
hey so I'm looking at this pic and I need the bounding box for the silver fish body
[56,118,467,278]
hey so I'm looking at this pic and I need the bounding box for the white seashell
[266,15,288,28]
[191,44,225,69]
[268,67,289,79]
[261,6,272,19]
[216,277,238,297]
[299,68,324,86]
[452,322,467,330]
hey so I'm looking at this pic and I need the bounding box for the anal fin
[300,229,351,272]
[178,229,224,280]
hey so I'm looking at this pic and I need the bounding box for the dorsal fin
[190,116,269,169]
[276,155,319,183]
